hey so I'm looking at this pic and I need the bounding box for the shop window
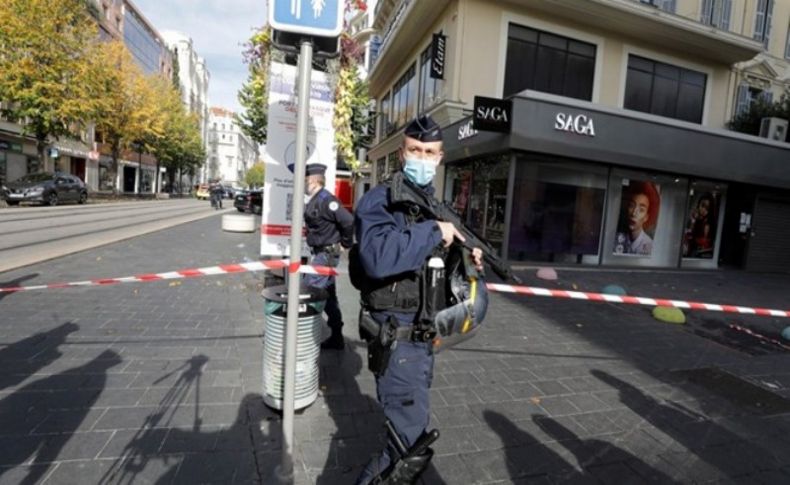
[701,0,732,30]
[387,151,400,175]
[418,45,443,112]
[682,182,725,260]
[375,157,386,183]
[0,151,6,185]
[507,160,606,262]
[753,0,773,47]
[624,55,706,123]
[503,23,596,100]
[445,155,511,253]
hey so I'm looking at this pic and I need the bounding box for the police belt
[391,324,436,343]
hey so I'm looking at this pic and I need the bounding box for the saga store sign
[554,113,596,137]
[472,96,512,133]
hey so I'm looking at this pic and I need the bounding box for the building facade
[162,31,211,184]
[367,0,790,272]
[208,108,258,187]
[0,0,174,195]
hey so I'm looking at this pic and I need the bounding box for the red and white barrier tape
[3,263,789,320]
[485,283,790,319]
[0,259,338,294]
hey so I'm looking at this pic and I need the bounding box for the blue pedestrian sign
[269,0,344,37]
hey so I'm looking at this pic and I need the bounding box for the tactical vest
[349,173,437,313]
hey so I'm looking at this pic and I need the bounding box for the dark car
[4,172,88,206]
[234,190,262,215]
[222,185,236,199]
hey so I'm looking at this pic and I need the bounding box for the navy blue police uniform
[354,117,445,484]
[302,164,354,349]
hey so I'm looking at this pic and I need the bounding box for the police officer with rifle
[351,115,519,484]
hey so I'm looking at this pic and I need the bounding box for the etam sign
[554,112,596,137]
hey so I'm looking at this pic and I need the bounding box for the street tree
[0,0,104,168]
[93,41,165,193]
[236,28,272,145]
[245,162,265,189]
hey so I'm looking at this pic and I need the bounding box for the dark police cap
[404,115,442,142]
[305,163,327,176]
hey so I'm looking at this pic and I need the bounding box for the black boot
[321,331,344,350]
[379,448,434,484]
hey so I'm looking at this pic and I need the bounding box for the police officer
[303,163,354,350]
[353,116,483,484]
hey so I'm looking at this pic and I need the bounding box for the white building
[208,107,257,186]
[161,31,211,183]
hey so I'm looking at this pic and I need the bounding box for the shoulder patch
[328,201,339,211]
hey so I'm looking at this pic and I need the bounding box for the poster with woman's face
[682,191,720,259]
[613,179,661,257]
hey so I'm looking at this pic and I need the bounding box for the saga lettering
[554,113,596,137]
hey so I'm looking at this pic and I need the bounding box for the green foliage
[245,162,265,188]
[236,28,271,145]
[728,88,790,141]
[0,0,103,163]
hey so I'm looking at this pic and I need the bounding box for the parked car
[195,184,211,200]
[234,190,262,215]
[4,172,88,206]
[222,185,236,199]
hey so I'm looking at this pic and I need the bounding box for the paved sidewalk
[1,215,789,484]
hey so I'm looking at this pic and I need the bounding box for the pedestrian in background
[302,163,354,350]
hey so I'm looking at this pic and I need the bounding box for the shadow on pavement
[0,274,38,302]
[591,369,786,481]
[99,355,280,485]
[0,349,122,485]
[483,410,584,482]
[315,341,388,484]
[0,321,79,391]
[532,413,681,483]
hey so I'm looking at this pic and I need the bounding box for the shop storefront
[0,137,39,186]
[442,91,790,270]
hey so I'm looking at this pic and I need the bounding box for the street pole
[278,38,313,482]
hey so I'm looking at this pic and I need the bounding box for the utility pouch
[367,316,397,377]
[358,309,380,343]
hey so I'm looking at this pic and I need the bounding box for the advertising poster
[682,190,720,259]
[261,61,336,257]
[613,179,661,257]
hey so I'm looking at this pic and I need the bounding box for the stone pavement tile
[158,426,220,453]
[468,400,544,424]
[458,449,511,483]
[531,380,573,397]
[430,388,448,407]
[657,450,732,483]
[32,407,107,434]
[200,404,242,427]
[503,368,541,383]
[0,464,53,485]
[91,388,146,407]
[97,428,168,459]
[472,384,514,403]
[570,413,621,438]
[585,462,646,485]
[419,454,475,484]
[432,404,483,429]
[564,393,610,414]
[92,406,174,431]
[169,451,257,484]
[472,369,514,387]
[432,425,480,456]
[505,382,543,400]
[534,396,581,417]
[31,431,114,462]
[442,371,483,388]
[439,386,484,406]
[558,376,613,394]
[504,442,582,479]
[298,439,336,472]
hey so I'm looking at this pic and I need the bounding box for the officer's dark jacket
[354,172,442,314]
[305,188,354,249]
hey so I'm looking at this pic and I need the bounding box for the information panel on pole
[269,0,344,37]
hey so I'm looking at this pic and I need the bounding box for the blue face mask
[403,158,437,186]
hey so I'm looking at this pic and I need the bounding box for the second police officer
[353,116,484,484]
[302,163,354,350]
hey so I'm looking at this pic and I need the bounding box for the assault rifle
[391,173,523,285]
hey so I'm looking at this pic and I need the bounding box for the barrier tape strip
[2,263,789,321]
[485,283,790,319]
[0,259,334,294]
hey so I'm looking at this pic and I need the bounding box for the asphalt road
[0,200,233,273]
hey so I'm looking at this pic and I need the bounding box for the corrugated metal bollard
[261,284,327,410]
